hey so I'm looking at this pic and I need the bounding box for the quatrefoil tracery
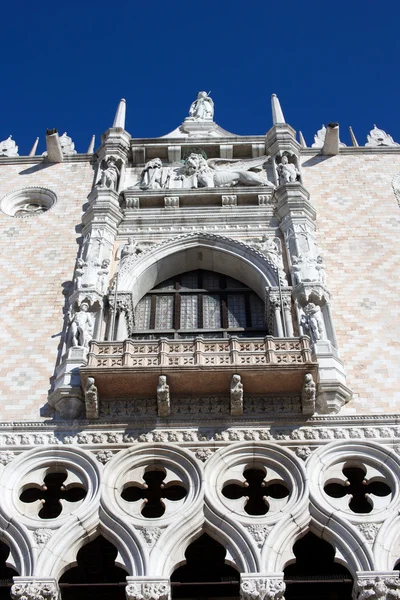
[19,471,87,519]
[222,468,289,515]
[121,469,187,518]
[324,465,391,514]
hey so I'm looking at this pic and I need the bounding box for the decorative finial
[299,131,307,148]
[271,94,285,125]
[87,135,95,153]
[113,98,126,129]
[28,137,39,157]
[349,126,359,147]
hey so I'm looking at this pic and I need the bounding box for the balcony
[81,336,317,398]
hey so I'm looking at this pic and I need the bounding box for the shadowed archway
[171,533,240,599]
[284,532,353,600]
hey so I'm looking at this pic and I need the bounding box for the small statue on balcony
[301,303,324,344]
[157,375,170,417]
[276,155,300,185]
[70,302,94,348]
[302,373,316,415]
[85,377,99,419]
[230,374,243,416]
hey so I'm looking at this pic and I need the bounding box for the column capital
[11,578,60,600]
[354,571,400,600]
[240,573,286,600]
[126,577,170,600]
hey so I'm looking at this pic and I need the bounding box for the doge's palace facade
[0,93,400,600]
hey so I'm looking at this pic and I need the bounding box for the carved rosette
[11,579,59,600]
[240,575,286,600]
[125,579,170,600]
[353,572,400,600]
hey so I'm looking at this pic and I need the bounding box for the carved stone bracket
[12,578,60,600]
[353,571,400,600]
[240,574,286,600]
[125,577,170,600]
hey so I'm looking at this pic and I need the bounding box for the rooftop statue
[366,125,399,147]
[59,132,77,156]
[0,135,19,157]
[189,91,214,121]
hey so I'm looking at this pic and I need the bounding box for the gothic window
[133,270,267,339]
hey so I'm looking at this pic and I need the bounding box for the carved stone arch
[203,442,308,575]
[117,233,281,306]
[153,518,251,578]
[306,440,400,573]
[374,513,400,571]
[101,443,203,577]
[0,528,31,577]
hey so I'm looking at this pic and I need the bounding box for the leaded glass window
[133,270,267,339]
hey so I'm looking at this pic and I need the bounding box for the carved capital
[108,292,135,335]
[125,578,170,600]
[353,571,400,600]
[240,574,285,600]
[12,578,60,600]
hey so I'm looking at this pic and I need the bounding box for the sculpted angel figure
[177,153,275,189]
[189,91,214,120]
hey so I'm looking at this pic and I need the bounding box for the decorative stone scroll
[240,574,286,600]
[366,125,399,147]
[11,579,59,600]
[125,578,170,600]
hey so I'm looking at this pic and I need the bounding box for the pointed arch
[117,233,280,306]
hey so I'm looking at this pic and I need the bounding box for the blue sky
[2,0,399,155]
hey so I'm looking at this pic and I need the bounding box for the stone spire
[87,135,95,153]
[349,126,359,147]
[113,98,126,129]
[298,131,307,148]
[271,94,285,125]
[29,137,39,157]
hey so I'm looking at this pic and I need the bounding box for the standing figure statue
[276,155,300,184]
[157,375,170,417]
[316,255,326,284]
[70,302,94,348]
[189,91,214,120]
[97,156,120,190]
[301,303,324,344]
[230,374,244,416]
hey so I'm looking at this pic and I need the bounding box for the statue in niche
[59,132,77,156]
[189,91,214,120]
[175,153,275,189]
[0,135,19,157]
[139,158,169,190]
[316,255,326,284]
[301,303,324,344]
[97,156,120,190]
[157,375,170,417]
[97,259,110,294]
[366,124,399,147]
[276,155,300,184]
[302,373,316,414]
[85,377,99,419]
[120,237,142,265]
[230,374,243,416]
[69,302,94,348]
